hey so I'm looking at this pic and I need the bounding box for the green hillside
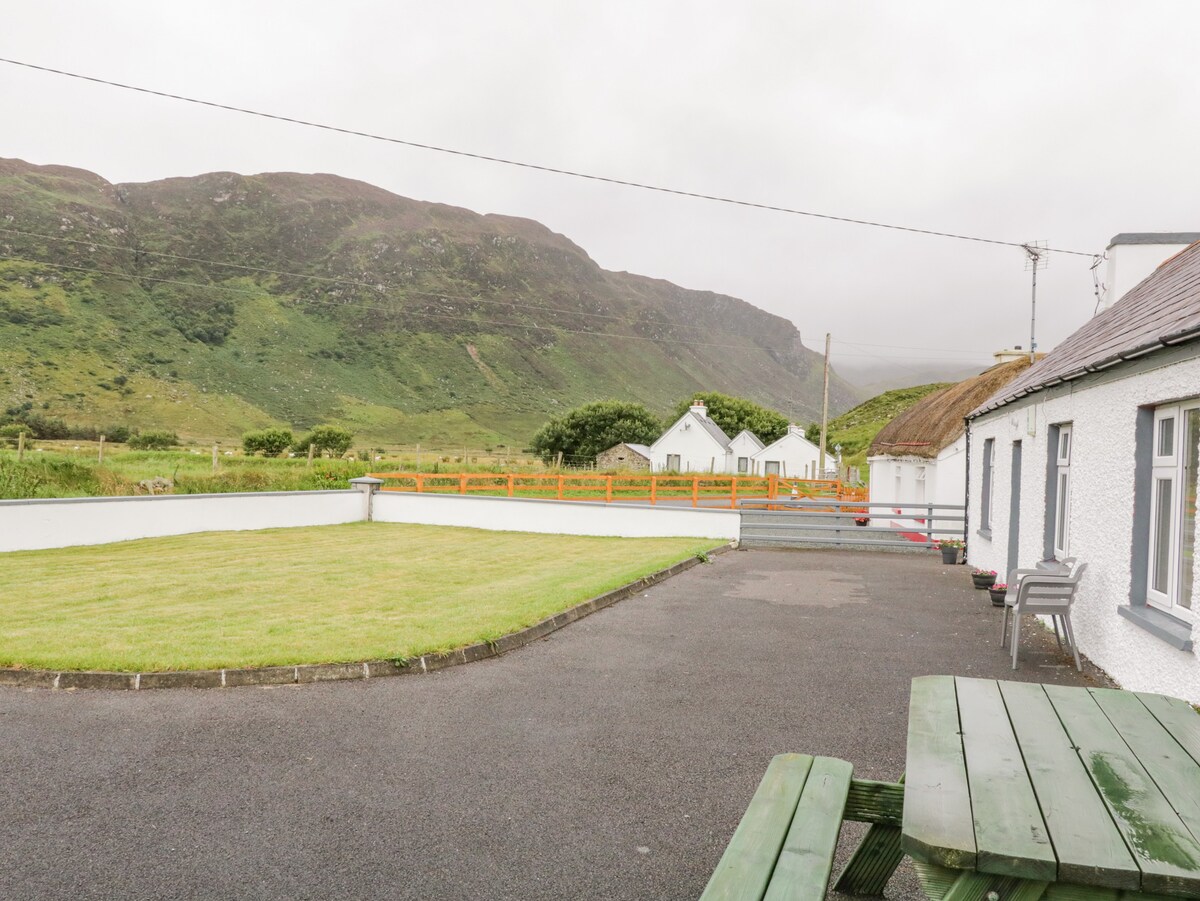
[0,159,859,446]
[816,382,951,474]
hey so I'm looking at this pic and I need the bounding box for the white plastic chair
[999,562,1087,671]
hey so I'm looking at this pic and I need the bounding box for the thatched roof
[868,358,1038,459]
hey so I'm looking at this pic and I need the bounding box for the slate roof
[624,443,651,458]
[970,240,1200,418]
[729,429,765,450]
[695,414,732,449]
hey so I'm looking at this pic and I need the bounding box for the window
[895,465,902,502]
[981,439,995,529]
[915,466,927,505]
[1052,425,1072,559]
[666,454,681,471]
[737,456,749,473]
[1146,403,1200,616]
[764,461,780,476]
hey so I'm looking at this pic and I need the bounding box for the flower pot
[972,573,997,590]
[940,547,961,564]
[988,587,1007,607]
[854,519,869,527]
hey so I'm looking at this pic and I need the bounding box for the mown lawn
[0,522,722,672]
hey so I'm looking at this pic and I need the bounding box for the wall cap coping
[0,489,354,509]
[378,491,741,516]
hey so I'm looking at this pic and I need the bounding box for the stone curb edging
[0,542,735,692]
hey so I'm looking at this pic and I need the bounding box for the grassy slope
[823,382,951,474]
[0,161,860,447]
[0,522,721,671]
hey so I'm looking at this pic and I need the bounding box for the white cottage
[649,400,733,472]
[966,237,1200,702]
[751,425,834,479]
[728,430,765,474]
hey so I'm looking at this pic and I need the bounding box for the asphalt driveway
[0,548,1105,901]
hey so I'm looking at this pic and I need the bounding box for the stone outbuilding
[596,442,652,471]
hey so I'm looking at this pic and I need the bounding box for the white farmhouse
[867,357,1035,527]
[728,429,765,474]
[751,424,834,479]
[966,236,1200,701]
[649,400,733,472]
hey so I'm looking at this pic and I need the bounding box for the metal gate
[738,499,967,551]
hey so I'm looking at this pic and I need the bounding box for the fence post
[507,474,514,497]
[606,476,612,503]
[768,473,777,500]
[212,444,219,472]
[692,477,699,508]
[98,434,105,463]
[557,475,564,500]
[731,477,738,509]
[459,474,467,495]
[17,431,25,461]
[927,503,933,545]
[651,476,657,506]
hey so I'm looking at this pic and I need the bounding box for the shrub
[242,428,295,457]
[128,430,178,450]
[292,425,355,458]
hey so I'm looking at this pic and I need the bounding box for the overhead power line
[0,56,1097,258]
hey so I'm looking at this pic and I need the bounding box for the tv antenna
[1022,241,1048,363]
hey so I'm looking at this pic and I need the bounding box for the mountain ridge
[0,158,858,445]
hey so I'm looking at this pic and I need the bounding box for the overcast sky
[2,2,1197,378]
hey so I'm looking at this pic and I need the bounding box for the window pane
[1059,430,1071,462]
[1056,472,1070,552]
[1159,416,1176,458]
[1181,410,1200,610]
[1153,477,1174,594]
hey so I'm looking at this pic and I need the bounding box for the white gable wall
[649,412,729,472]
[967,351,1200,702]
[728,432,764,474]
[753,428,835,480]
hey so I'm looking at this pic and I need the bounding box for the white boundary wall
[0,490,364,553]
[373,492,741,540]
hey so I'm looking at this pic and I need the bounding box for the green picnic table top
[902,676,1200,899]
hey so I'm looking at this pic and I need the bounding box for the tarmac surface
[0,548,1107,901]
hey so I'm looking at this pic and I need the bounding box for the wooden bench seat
[700,754,853,901]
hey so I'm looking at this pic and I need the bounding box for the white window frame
[1053,425,1072,559]
[737,456,749,474]
[1146,402,1200,618]
[764,460,780,476]
[894,464,902,503]
[666,454,681,471]
[981,439,995,529]
[915,465,927,505]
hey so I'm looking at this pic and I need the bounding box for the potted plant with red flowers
[988,583,1008,607]
[972,569,998,589]
[936,538,965,564]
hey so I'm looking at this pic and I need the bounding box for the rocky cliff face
[0,159,857,444]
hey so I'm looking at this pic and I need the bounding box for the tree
[243,428,294,457]
[128,430,178,450]
[292,425,354,458]
[530,401,662,465]
[670,392,790,444]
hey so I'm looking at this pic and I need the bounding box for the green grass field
[0,522,721,672]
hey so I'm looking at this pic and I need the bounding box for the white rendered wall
[649,414,729,472]
[1103,243,1189,311]
[373,492,740,540]
[0,490,364,552]
[728,433,764,474]
[753,430,834,480]
[967,355,1200,701]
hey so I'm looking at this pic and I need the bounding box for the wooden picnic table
[903,675,1200,901]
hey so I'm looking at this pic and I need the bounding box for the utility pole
[819,332,831,476]
[1022,242,1048,363]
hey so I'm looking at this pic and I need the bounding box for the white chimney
[1101,233,1200,313]
[993,346,1026,364]
[689,399,707,416]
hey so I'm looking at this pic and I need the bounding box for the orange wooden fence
[366,472,861,508]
